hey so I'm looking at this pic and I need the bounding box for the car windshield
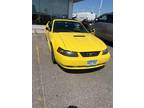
[53,21,88,33]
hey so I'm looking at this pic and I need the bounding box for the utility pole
[98,0,103,16]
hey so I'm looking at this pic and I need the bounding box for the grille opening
[80,51,100,57]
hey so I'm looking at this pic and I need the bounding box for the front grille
[80,51,100,57]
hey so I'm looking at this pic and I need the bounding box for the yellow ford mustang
[45,19,110,69]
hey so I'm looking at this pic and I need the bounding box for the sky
[73,0,113,15]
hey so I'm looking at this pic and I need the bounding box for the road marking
[34,35,47,108]
[36,44,40,64]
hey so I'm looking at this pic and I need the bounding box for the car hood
[53,32,107,52]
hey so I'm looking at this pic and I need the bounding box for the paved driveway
[32,32,113,108]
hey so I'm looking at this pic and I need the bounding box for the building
[32,0,83,18]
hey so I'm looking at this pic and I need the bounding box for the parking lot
[32,28,113,108]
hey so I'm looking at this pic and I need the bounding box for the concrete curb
[32,25,45,34]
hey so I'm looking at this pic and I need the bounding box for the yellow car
[45,19,110,69]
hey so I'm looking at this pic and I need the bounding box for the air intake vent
[73,35,85,37]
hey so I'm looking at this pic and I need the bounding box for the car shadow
[58,64,105,74]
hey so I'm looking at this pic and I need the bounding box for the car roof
[101,12,113,16]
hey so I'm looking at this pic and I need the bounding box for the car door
[45,21,54,49]
[105,14,113,42]
[94,14,107,38]
[45,21,52,41]
[94,14,113,42]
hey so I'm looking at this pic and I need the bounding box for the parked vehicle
[93,12,113,42]
[73,12,96,21]
[44,19,110,70]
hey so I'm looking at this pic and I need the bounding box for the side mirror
[46,27,50,31]
[90,28,95,33]
[90,29,96,35]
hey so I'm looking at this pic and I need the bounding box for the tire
[45,34,47,41]
[51,46,56,64]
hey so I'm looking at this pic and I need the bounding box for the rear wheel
[51,46,56,64]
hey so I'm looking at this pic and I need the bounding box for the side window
[107,15,113,23]
[48,21,52,31]
[98,15,107,22]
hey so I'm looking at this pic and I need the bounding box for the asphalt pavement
[32,31,113,108]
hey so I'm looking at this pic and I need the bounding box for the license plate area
[87,60,97,66]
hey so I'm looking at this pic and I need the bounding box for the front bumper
[55,51,111,69]
[59,63,105,70]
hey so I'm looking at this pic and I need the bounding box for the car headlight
[57,47,78,57]
[102,48,109,55]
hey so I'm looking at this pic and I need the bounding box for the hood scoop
[73,35,85,37]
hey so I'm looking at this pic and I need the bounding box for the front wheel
[51,46,56,64]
